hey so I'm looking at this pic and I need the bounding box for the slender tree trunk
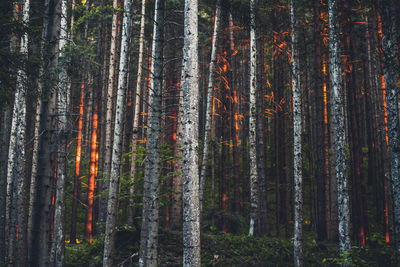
[143,0,164,265]
[248,0,258,236]
[102,0,132,264]
[380,0,400,251]
[128,0,146,226]
[328,0,351,254]
[199,0,221,212]
[0,106,11,263]
[182,0,200,263]
[290,0,303,265]
[100,0,120,223]
[49,0,68,264]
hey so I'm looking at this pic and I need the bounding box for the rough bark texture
[182,0,201,264]
[248,0,259,237]
[328,0,351,254]
[290,0,303,265]
[5,0,30,264]
[380,0,400,251]
[100,0,119,223]
[49,0,68,264]
[102,0,132,265]
[199,0,221,212]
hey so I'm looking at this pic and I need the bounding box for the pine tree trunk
[182,0,200,263]
[290,0,303,265]
[102,0,132,264]
[6,0,30,264]
[49,0,68,264]
[29,0,60,264]
[100,0,120,223]
[380,0,400,251]
[128,0,146,226]
[199,0,221,212]
[248,0,259,236]
[143,0,164,264]
[328,0,351,254]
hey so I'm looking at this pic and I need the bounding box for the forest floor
[66,227,399,266]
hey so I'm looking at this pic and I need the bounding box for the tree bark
[182,0,200,263]
[328,0,351,254]
[102,0,132,264]
[128,0,146,226]
[199,0,221,212]
[380,0,400,251]
[100,0,120,223]
[248,0,259,236]
[290,0,303,265]
[49,0,68,264]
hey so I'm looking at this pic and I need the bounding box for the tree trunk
[199,0,221,212]
[49,0,68,264]
[29,0,60,264]
[248,0,258,236]
[100,0,120,223]
[290,0,303,265]
[328,0,351,254]
[6,0,30,264]
[102,0,132,264]
[380,0,400,251]
[182,0,200,263]
[143,0,164,264]
[0,106,11,263]
[128,0,146,226]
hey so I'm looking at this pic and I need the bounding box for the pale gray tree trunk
[102,0,132,265]
[0,106,11,262]
[49,0,68,265]
[290,0,303,265]
[6,0,30,264]
[182,0,200,264]
[328,0,351,254]
[128,0,146,225]
[380,0,400,251]
[100,0,120,223]
[248,0,258,237]
[143,0,164,265]
[199,0,221,212]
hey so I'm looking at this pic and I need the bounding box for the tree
[5,0,30,264]
[199,0,221,212]
[102,0,132,264]
[49,0,69,264]
[182,0,200,264]
[379,0,400,251]
[248,0,258,236]
[328,0,351,254]
[290,0,303,265]
[100,0,120,223]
